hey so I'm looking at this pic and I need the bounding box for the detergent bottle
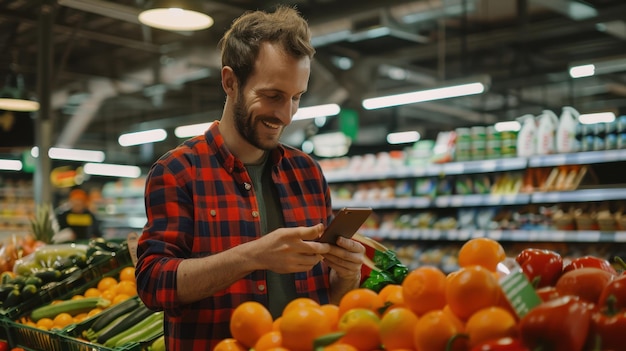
[536,110,559,155]
[556,106,580,153]
[516,114,537,157]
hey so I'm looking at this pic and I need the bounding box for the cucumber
[89,297,140,333]
[30,297,110,322]
[96,303,154,344]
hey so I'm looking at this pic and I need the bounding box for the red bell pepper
[563,255,617,275]
[470,337,529,351]
[519,295,592,351]
[598,273,626,312]
[535,286,560,302]
[515,248,563,288]
[589,307,626,351]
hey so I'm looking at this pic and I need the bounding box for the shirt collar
[204,120,284,174]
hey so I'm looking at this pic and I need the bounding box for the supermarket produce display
[212,237,626,351]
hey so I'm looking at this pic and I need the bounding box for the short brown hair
[218,5,315,87]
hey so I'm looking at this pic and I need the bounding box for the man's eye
[265,94,281,100]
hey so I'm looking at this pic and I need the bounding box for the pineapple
[30,204,56,244]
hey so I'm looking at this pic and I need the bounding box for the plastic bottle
[516,114,537,157]
[556,106,580,153]
[536,110,559,155]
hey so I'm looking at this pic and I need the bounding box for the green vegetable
[360,249,409,292]
[104,311,163,347]
[149,335,165,351]
[89,297,140,333]
[96,303,154,344]
[30,297,110,322]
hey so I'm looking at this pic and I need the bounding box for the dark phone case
[317,207,372,244]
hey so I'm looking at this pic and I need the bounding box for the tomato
[515,248,563,288]
[563,256,617,275]
[0,341,7,351]
[555,267,614,304]
[519,295,592,351]
[598,273,626,311]
[470,337,529,351]
[589,309,626,351]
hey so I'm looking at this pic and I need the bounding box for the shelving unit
[93,178,146,240]
[0,177,34,240]
[325,149,626,246]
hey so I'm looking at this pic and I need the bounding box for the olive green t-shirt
[246,155,298,318]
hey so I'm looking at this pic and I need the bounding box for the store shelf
[528,149,626,168]
[360,228,626,243]
[531,188,626,203]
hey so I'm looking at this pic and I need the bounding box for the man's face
[232,42,310,151]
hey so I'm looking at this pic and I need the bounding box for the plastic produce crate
[2,246,132,351]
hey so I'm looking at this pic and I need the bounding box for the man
[56,188,101,242]
[135,6,366,350]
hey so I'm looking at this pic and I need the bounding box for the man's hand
[251,224,331,274]
[323,236,365,304]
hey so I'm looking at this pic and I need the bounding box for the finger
[335,237,365,254]
[298,223,324,241]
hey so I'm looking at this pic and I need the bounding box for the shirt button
[258,284,265,291]
[252,211,259,218]
[210,209,216,216]
[244,182,252,191]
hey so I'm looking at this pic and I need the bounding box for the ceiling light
[0,159,22,171]
[119,129,167,146]
[30,147,106,162]
[175,122,213,138]
[494,121,521,132]
[362,77,489,110]
[84,163,142,178]
[0,72,39,112]
[293,104,341,121]
[579,112,616,124]
[387,131,420,144]
[138,0,214,31]
[569,64,595,78]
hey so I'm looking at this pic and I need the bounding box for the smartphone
[317,207,373,244]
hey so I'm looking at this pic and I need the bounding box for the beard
[233,90,283,151]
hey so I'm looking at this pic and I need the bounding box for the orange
[100,288,117,303]
[337,308,381,351]
[378,284,405,311]
[272,316,282,331]
[445,266,501,320]
[254,331,283,351]
[402,266,447,316]
[84,288,101,298]
[338,288,384,317]
[230,301,274,348]
[379,307,419,351]
[413,310,466,351]
[112,293,131,305]
[87,308,103,317]
[71,294,84,300]
[320,303,340,331]
[52,312,74,329]
[35,318,54,330]
[283,297,320,316]
[213,338,247,351]
[280,305,333,351]
[116,280,137,297]
[464,307,517,348]
[73,312,88,323]
[97,277,118,292]
[119,266,136,282]
[457,237,506,272]
[323,344,359,351]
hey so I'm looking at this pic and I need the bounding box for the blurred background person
[55,188,102,242]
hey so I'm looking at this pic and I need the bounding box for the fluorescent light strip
[579,112,616,124]
[362,82,486,110]
[0,159,22,171]
[494,121,521,132]
[138,8,214,31]
[292,104,341,121]
[119,129,167,147]
[387,131,421,144]
[48,147,105,162]
[83,163,142,178]
[175,122,213,138]
[569,64,595,78]
[0,98,40,112]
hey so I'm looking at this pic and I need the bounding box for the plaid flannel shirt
[135,121,333,350]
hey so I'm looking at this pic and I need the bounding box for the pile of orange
[215,237,518,351]
[25,266,137,331]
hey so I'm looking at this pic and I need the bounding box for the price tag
[126,232,139,267]
[499,260,542,318]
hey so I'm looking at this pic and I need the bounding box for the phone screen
[317,207,373,244]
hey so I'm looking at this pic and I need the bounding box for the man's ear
[221,66,238,96]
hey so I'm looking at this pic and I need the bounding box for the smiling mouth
[262,120,281,129]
